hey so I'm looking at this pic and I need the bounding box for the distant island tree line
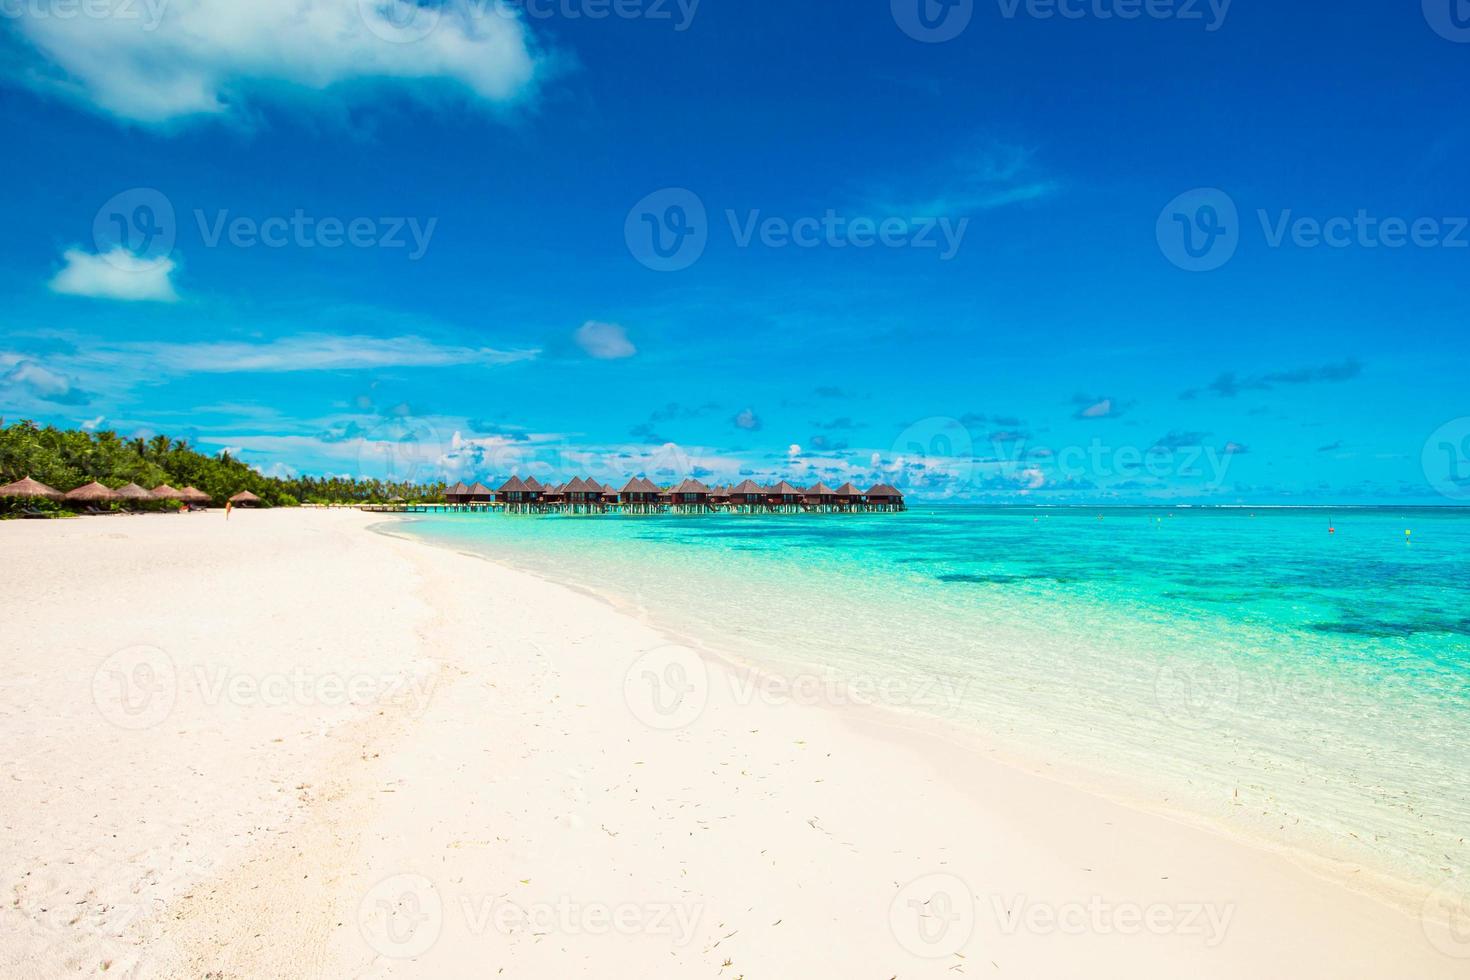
[0,420,444,513]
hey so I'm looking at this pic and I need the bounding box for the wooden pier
[360,479,906,516]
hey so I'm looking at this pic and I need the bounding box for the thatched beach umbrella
[228,490,262,507]
[180,486,212,505]
[0,476,63,500]
[65,481,119,503]
[115,482,153,502]
[151,484,185,500]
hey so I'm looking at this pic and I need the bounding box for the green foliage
[0,419,445,507]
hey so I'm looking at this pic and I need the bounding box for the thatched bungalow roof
[672,478,711,495]
[115,482,154,501]
[730,479,765,495]
[445,481,469,497]
[497,475,530,494]
[228,490,262,505]
[151,484,185,500]
[835,482,862,497]
[65,481,118,502]
[563,476,591,494]
[866,483,904,498]
[711,485,731,499]
[523,476,544,491]
[0,476,63,500]
[621,476,661,494]
[180,486,212,503]
[768,481,802,496]
[467,482,493,497]
[804,482,835,498]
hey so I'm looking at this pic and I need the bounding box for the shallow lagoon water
[398,505,1470,894]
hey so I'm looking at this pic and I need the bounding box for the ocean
[391,505,1470,898]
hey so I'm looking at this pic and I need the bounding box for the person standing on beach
[225,499,233,521]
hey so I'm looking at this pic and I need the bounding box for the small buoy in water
[1406,529,1412,538]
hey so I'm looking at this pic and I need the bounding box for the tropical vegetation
[0,419,444,512]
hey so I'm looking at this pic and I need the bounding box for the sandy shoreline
[1,509,1463,978]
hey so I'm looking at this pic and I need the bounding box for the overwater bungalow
[766,481,804,511]
[728,479,766,511]
[563,477,603,511]
[621,476,661,513]
[399,473,903,516]
[496,475,539,511]
[834,482,863,509]
[865,483,906,511]
[670,478,713,512]
[803,482,840,510]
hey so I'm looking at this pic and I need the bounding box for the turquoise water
[396,506,1470,894]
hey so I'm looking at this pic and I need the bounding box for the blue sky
[2,0,1467,502]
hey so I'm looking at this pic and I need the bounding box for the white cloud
[1076,398,1113,419]
[575,321,636,360]
[732,407,762,431]
[113,334,539,372]
[49,247,180,302]
[11,0,541,125]
[1,358,93,405]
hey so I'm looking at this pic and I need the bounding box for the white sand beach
[0,509,1461,978]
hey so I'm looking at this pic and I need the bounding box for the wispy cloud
[11,0,541,125]
[863,142,1060,217]
[109,334,539,373]
[49,247,179,302]
[1181,359,1363,399]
